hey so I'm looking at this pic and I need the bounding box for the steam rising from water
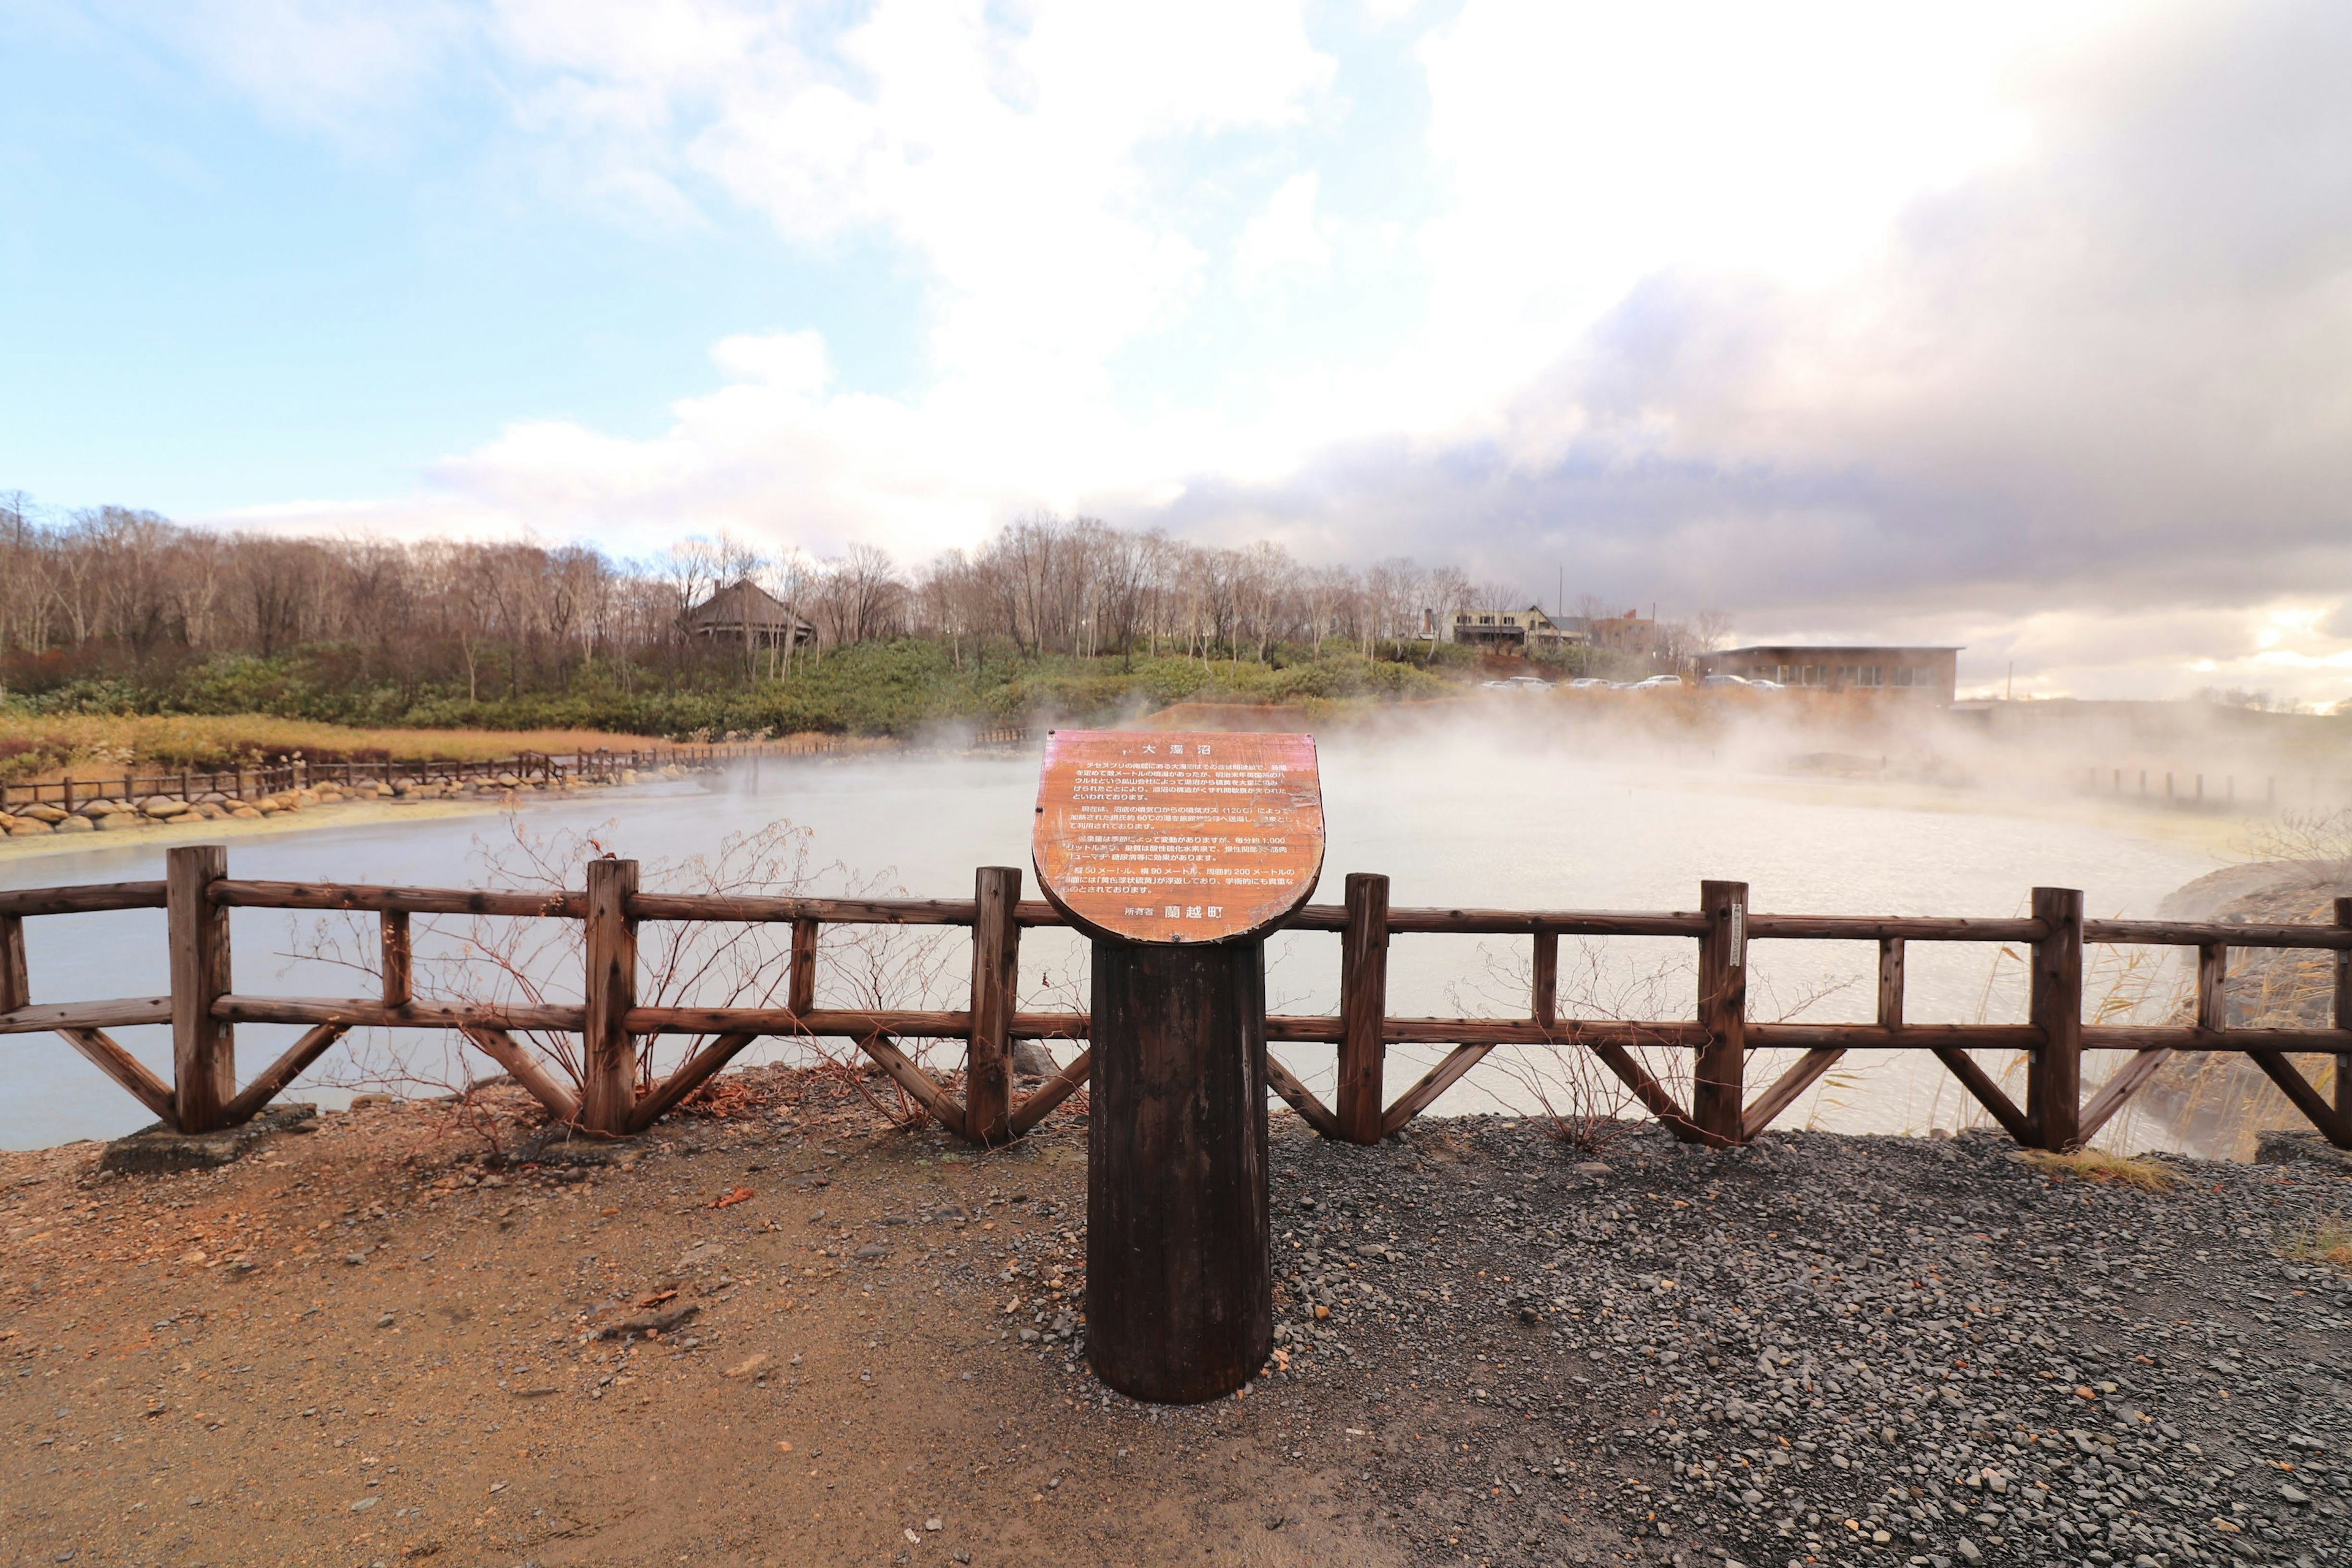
[5,697,2318,1150]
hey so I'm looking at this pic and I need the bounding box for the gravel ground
[6,1076,2350,1568]
[1223,1118,2352,1568]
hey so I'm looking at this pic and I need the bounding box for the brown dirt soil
[1,1069,1398,1568]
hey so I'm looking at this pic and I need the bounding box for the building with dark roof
[685,579,815,649]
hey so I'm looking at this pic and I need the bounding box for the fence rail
[2,847,2346,1153]
[0,741,854,816]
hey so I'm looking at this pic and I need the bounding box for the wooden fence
[2,850,2347,1153]
[0,742,848,815]
[2081,767,2352,812]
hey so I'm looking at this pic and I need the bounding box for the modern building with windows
[1695,645,1960,703]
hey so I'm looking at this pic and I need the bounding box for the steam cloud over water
[6,701,2321,1151]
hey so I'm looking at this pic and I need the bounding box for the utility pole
[2007,662,2014,701]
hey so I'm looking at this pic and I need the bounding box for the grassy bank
[0,641,1469,780]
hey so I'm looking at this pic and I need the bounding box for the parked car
[1566,677,1610,689]
[1479,679,1517,690]
[1624,675,1686,691]
[1744,678,1787,690]
[1700,673,1750,688]
[1506,676,1554,689]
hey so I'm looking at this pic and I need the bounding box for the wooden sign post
[1033,730,1325,1403]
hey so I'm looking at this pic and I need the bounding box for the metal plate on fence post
[1032,730,1324,945]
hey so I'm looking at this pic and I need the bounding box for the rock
[726,1354,769,1379]
[350,1496,377,1512]
[1018,1328,1040,1343]
[141,796,189,818]
[2255,1130,2352,1173]
[344,1253,366,1266]
[2278,1485,2309,1505]
[856,1243,888,1258]
[100,1102,318,1174]
[95,813,142,831]
[53,815,91,834]
[925,1518,943,1531]
[595,1303,698,1340]
[8,820,54,837]
[21,803,67,823]
[1954,1539,1980,1564]
[376,1313,396,1329]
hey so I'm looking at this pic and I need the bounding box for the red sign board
[1032,730,1325,944]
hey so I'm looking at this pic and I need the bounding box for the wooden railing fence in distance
[0,740,847,815]
[2,846,2349,1153]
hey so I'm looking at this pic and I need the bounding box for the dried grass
[0,712,663,783]
[2282,1213,2352,1273]
[2011,1148,2180,1190]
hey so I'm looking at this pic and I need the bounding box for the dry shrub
[2011,1148,2179,1191]
[2283,1213,2352,1273]
[287,813,966,1139]
[1445,937,1852,1156]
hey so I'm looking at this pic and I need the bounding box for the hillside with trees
[0,497,1692,767]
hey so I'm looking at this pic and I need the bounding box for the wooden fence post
[2196,941,2227,1033]
[2335,897,2351,1128]
[1877,938,1905,1030]
[1694,879,1747,1143]
[966,866,1022,1145]
[1532,927,1558,1030]
[2027,886,2084,1150]
[790,917,818,1017]
[0,912,26,1015]
[1337,872,1390,1144]
[581,859,639,1134]
[382,911,412,1009]
[167,845,235,1133]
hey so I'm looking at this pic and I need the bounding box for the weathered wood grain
[1087,940,1271,1403]
[168,845,235,1133]
[1336,872,1390,1145]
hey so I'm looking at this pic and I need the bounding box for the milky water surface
[0,734,2228,1148]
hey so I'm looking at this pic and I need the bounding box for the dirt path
[2,1073,1396,1568]
[9,1070,2350,1568]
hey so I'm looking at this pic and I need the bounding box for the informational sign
[1033,730,1325,944]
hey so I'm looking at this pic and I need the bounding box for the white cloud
[152,0,2352,701]
[1234,173,1332,293]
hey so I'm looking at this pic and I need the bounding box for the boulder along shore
[3,1067,2348,1568]
[0,763,712,861]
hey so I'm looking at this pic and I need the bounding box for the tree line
[0,493,1717,710]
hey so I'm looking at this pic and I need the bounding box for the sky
[4,0,2351,703]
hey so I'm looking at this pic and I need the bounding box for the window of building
[1893,668,1915,687]
[1836,665,1858,684]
